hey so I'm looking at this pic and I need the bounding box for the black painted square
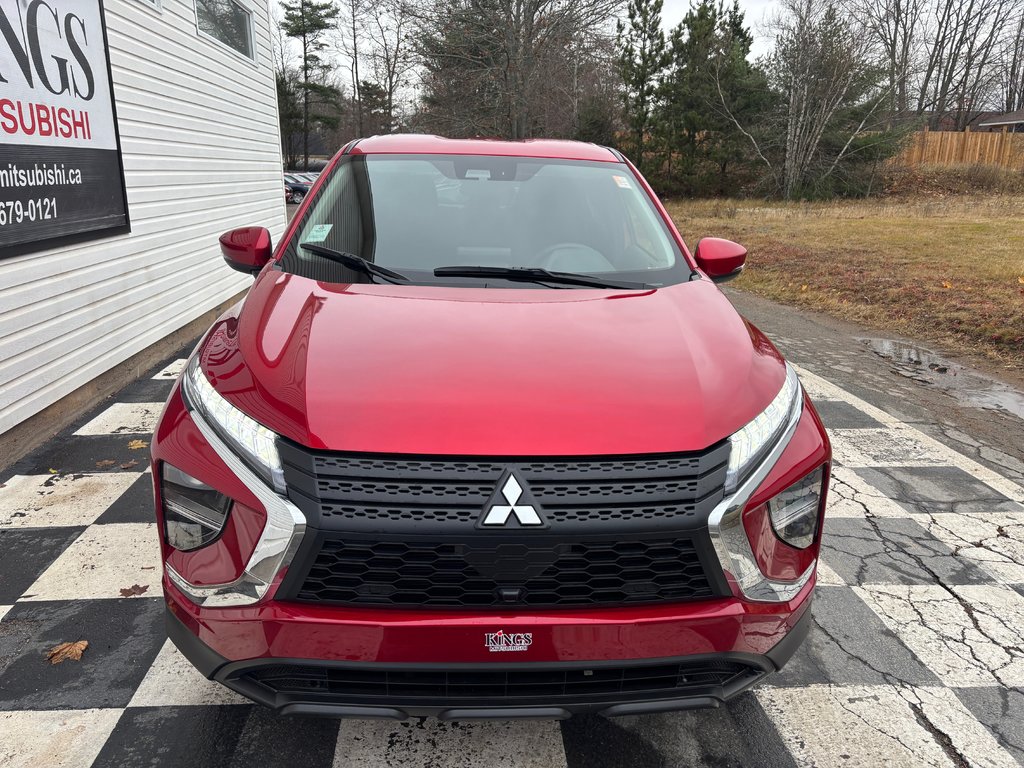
[96,474,155,525]
[0,598,165,710]
[855,466,1018,514]
[821,517,990,586]
[0,527,84,603]
[771,585,940,687]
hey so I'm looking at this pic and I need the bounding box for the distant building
[976,110,1024,133]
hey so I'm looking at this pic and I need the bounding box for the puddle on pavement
[860,338,1024,422]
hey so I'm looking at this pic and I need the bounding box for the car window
[281,154,688,286]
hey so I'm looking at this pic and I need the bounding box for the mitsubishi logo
[479,471,546,528]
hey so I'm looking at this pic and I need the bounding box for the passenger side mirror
[219,227,272,275]
[693,238,746,284]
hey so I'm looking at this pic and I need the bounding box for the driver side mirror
[219,226,272,275]
[693,238,746,283]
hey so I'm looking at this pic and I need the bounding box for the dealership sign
[0,0,128,257]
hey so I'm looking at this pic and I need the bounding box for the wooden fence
[894,127,1024,170]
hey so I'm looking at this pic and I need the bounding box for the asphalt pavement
[2,289,1024,767]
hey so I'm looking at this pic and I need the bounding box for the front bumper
[165,579,813,718]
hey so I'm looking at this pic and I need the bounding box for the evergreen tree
[656,0,769,194]
[281,0,341,169]
[616,0,669,173]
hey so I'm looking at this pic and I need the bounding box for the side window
[195,0,255,60]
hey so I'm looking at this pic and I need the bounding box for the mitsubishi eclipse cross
[153,135,831,720]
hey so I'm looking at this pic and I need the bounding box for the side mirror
[693,238,746,283]
[219,226,272,275]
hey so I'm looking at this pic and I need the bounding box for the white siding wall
[0,0,287,435]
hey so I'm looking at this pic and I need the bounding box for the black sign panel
[0,0,129,258]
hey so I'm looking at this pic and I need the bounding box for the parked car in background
[283,174,310,204]
[158,135,830,719]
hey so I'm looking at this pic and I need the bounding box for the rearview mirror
[219,227,272,275]
[693,238,746,283]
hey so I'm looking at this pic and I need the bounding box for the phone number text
[0,198,58,226]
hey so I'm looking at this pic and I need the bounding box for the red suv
[154,135,830,719]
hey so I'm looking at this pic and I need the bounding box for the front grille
[277,444,730,608]
[295,535,714,606]
[278,444,730,533]
[240,659,759,705]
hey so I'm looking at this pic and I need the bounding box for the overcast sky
[659,0,781,59]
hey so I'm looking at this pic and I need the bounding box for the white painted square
[333,719,568,768]
[23,523,161,601]
[912,511,1024,585]
[129,640,247,707]
[74,402,164,436]
[0,473,138,528]
[152,359,188,380]
[856,584,1024,687]
[793,365,900,426]
[0,709,124,768]
[826,466,911,518]
[815,559,845,586]
[830,427,952,468]
[758,684,1016,768]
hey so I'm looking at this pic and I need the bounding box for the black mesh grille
[279,444,729,532]
[277,444,730,608]
[295,535,714,606]
[241,659,758,704]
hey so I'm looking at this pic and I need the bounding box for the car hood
[199,272,788,455]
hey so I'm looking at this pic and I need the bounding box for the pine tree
[616,0,669,173]
[281,0,340,170]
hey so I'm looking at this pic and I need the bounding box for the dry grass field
[666,194,1024,370]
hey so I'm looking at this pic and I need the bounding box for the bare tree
[766,0,883,197]
[914,0,1017,125]
[997,8,1024,112]
[365,0,418,132]
[848,0,924,118]
[335,0,366,135]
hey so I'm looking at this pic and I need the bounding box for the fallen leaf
[95,460,116,468]
[1018,277,1024,284]
[46,640,88,664]
[800,284,809,292]
[127,440,149,450]
[942,281,953,289]
[119,584,149,597]
[48,468,59,474]
[120,459,139,470]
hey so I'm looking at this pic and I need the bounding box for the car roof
[347,134,621,163]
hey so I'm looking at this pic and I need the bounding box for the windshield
[279,154,689,286]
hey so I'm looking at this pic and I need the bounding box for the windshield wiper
[300,243,409,283]
[433,265,648,290]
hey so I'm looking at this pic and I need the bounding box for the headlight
[725,365,801,493]
[161,463,231,551]
[768,467,824,549]
[180,356,285,492]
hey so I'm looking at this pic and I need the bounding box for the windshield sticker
[612,175,632,189]
[305,224,333,242]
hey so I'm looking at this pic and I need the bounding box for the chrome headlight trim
[708,366,812,602]
[165,407,305,608]
[180,356,286,494]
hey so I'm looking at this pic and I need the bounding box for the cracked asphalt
[2,288,1024,767]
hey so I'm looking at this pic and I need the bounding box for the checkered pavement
[2,352,1024,768]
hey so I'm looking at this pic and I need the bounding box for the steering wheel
[535,242,612,272]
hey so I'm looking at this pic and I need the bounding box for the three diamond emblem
[480,472,545,527]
